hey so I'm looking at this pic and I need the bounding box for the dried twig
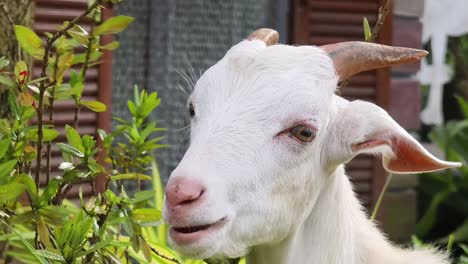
[336,0,392,94]
[370,0,393,43]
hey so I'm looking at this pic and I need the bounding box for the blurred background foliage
[417,34,468,262]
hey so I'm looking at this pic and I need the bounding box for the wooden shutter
[290,0,392,209]
[32,0,112,198]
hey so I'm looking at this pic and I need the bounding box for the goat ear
[332,100,461,174]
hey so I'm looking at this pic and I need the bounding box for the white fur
[163,40,453,263]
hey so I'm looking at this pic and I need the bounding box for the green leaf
[133,190,154,204]
[55,52,74,83]
[128,100,137,116]
[111,173,152,181]
[0,219,48,264]
[94,16,134,35]
[37,216,53,248]
[39,179,60,206]
[65,125,84,152]
[14,25,44,58]
[81,100,107,112]
[439,218,468,244]
[0,183,26,201]
[0,75,15,88]
[415,188,453,237]
[67,25,89,46]
[8,91,20,120]
[14,173,38,202]
[56,143,85,158]
[145,240,182,263]
[76,241,112,258]
[10,211,36,224]
[140,237,152,262]
[140,92,160,118]
[72,51,103,65]
[81,135,96,152]
[55,35,80,54]
[456,96,468,119]
[39,205,70,226]
[460,244,468,255]
[363,17,372,41]
[21,107,36,122]
[27,76,48,85]
[0,159,17,181]
[0,137,11,160]
[69,70,83,97]
[34,250,66,262]
[103,189,120,204]
[152,161,167,244]
[0,231,35,242]
[26,128,59,142]
[100,41,120,50]
[131,208,162,223]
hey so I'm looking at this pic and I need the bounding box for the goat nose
[165,177,205,207]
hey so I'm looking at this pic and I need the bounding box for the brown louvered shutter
[290,0,392,210]
[32,0,112,199]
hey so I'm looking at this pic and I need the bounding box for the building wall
[382,0,425,242]
[113,0,278,181]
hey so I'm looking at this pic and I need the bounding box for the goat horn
[247,28,279,46]
[320,41,428,81]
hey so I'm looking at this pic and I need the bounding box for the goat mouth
[173,224,212,234]
[170,217,227,244]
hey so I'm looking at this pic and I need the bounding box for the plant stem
[73,105,81,129]
[45,55,60,185]
[447,234,454,254]
[34,90,45,189]
[74,23,96,130]
[35,0,102,190]
[371,173,392,220]
[369,0,392,43]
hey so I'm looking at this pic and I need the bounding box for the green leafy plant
[415,96,468,261]
[0,1,208,263]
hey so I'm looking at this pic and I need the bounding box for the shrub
[415,96,468,262]
[0,0,207,263]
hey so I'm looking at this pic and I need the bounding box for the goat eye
[289,125,316,142]
[188,103,195,118]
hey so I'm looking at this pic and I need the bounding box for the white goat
[163,28,461,264]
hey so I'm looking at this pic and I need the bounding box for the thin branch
[35,0,103,189]
[336,0,392,94]
[45,55,60,185]
[370,0,392,43]
[75,23,96,129]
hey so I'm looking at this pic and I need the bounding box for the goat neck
[247,165,448,264]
